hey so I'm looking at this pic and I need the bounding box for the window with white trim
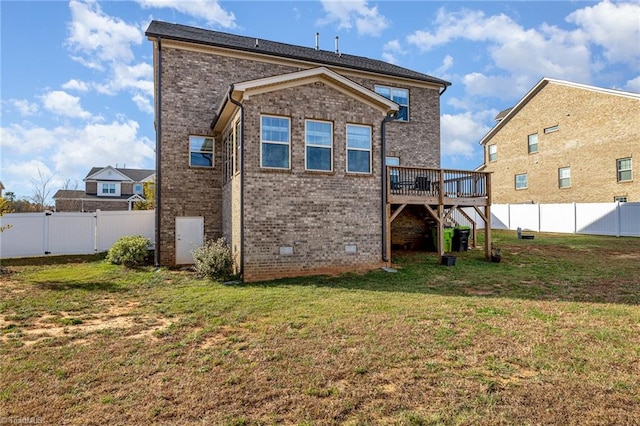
[98,182,120,196]
[488,144,497,162]
[617,157,632,182]
[558,167,571,188]
[133,184,143,195]
[189,135,214,168]
[375,86,409,121]
[515,173,528,190]
[544,125,559,133]
[346,124,372,174]
[261,115,290,169]
[305,120,332,171]
[614,196,627,202]
[528,133,538,154]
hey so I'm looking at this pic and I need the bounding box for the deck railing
[387,166,489,200]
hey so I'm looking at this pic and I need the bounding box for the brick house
[54,166,155,212]
[479,78,640,204]
[146,21,492,281]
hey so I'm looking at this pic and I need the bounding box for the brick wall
[483,83,640,203]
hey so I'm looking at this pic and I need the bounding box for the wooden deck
[385,166,492,263]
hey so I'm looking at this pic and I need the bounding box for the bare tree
[30,169,54,211]
[60,178,82,211]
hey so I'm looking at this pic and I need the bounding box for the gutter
[154,37,162,267]
[439,84,448,97]
[380,113,395,263]
[226,86,245,278]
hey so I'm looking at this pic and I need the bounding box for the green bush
[106,235,150,267]
[191,238,234,281]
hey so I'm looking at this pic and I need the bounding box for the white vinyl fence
[0,210,155,259]
[455,202,640,237]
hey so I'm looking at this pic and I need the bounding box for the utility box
[453,226,471,252]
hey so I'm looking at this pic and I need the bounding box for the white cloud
[62,79,90,92]
[67,0,143,67]
[95,63,154,96]
[136,0,236,28]
[1,120,155,197]
[432,54,454,77]
[566,1,640,64]
[11,99,39,116]
[407,6,593,97]
[318,0,389,36]
[441,111,495,161]
[624,76,640,93]
[132,93,154,114]
[382,39,405,64]
[41,90,92,119]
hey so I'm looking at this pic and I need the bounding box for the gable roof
[85,166,155,182]
[479,77,640,145]
[212,67,399,131]
[146,20,450,88]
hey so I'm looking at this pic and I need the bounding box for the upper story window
[617,157,632,182]
[614,196,627,202]
[488,144,497,162]
[375,86,409,121]
[305,120,333,172]
[99,182,119,196]
[261,115,290,169]
[515,173,528,190]
[189,135,214,168]
[544,125,559,134]
[133,184,143,195]
[528,133,538,154]
[346,124,372,174]
[558,167,571,188]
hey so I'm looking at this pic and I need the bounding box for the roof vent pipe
[255,38,259,48]
[315,32,319,50]
[335,36,339,54]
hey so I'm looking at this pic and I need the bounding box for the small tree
[30,169,54,211]
[0,196,12,233]
[133,182,155,210]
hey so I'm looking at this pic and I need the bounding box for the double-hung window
[528,133,538,154]
[305,120,332,171]
[101,183,116,194]
[617,158,632,182]
[488,144,497,162]
[346,124,372,174]
[189,135,214,168]
[261,115,290,169]
[515,173,528,190]
[375,86,409,121]
[133,184,143,195]
[558,167,571,188]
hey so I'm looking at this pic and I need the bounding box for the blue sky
[1,0,639,200]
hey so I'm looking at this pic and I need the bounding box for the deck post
[484,173,492,260]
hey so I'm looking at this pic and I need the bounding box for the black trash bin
[452,226,470,252]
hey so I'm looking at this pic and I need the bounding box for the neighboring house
[146,21,491,281]
[54,166,155,212]
[479,78,640,204]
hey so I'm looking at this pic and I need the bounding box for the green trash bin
[432,227,454,252]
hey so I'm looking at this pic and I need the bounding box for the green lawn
[1,230,639,425]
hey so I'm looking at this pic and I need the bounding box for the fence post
[616,201,621,238]
[573,202,577,234]
[94,210,99,253]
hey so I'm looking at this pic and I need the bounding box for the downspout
[227,86,245,278]
[439,84,448,97]
[154,37,162,267]
[380,113,395,262]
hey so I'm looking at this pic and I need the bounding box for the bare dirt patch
[1,301,171,346]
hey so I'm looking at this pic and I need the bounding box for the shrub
[106,235,150,267]
[191,238,234,281]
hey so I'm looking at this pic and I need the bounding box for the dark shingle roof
[146,21,450,87]
[53,190,86,199]
[85,167,155,182]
